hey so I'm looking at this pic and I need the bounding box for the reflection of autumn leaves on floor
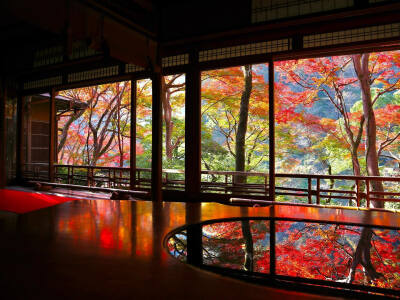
[275,222,400,289]
[168,220,271,272]
[168,219,400,291]
[56,200,133,257]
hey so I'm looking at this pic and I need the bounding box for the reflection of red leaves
[275,222,400,289]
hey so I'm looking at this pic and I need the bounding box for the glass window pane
[136,79,153,188]
[57,81,131,187]
[201,64,269,195]
[162,74,185,190]
[274,50,400,208]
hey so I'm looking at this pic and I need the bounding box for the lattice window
[303,23,400,48]
[23,76,63,90]
[69,40,101,60]
[252,0,354,23]
[125,64,146,73]
[67,66,119,83]
[199,39,291,62]
[33,46,64,68]
[162,54,189,67]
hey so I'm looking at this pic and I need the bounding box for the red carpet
[0,189,77,214]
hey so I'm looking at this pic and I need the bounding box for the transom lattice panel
[304,23,400,48]
[32,40,102,68]
[68,40,100,60]
[125,64,145,73]
[199,39,291,62]
[23,76,63,90]
[67,66,119,83]
[162,54,189,67]
[33,46,64,68]
[252,0,354,23]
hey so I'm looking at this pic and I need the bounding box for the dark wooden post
[356,179,360,207]
[0,78,5,188]
[185,51,201,200]
[366,179,370,208]
[268,59,275,202]
[268,60,276,277]
[16,91,24,183]
[130,80,137,190]
[152,72,163,202]
[49,89,56,182]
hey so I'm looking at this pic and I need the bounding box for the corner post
[49,89,56,182]
[152,71,163,202]
[268,59,275,202]
[185,50,201,200]
[16,88,23,183]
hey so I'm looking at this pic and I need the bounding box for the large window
[162,74,185,190]
[201,64,269,195]
[57,81,131,187]
[135,79,152,188]
[274,50,400,208]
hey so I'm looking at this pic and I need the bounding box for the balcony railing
[22,162,50,180]
[53,164,400,208]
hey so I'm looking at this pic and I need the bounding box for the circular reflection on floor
[165,218,400,298]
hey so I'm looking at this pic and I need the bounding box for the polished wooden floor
[1,191,398,299]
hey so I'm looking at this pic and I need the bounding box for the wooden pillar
[49,89,56,182]
[268,60,275,202]
[185,51,201,200]
[26,99,31,170]
[151,72,163,202]
[130,80,137,189]
[0,78,6,188]
[16,91,24,183]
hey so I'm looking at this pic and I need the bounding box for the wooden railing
[55,164,132,189]
[22,162,49,180]
[200,170,269,195]
[275,173,400,208]
[53,164,400,208]
[54,164,185,191]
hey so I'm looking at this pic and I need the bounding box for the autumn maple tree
[58,81,131,167]
[201,64,269,183]
[275,51,400,204]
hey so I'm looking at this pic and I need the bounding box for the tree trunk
[241,219,254,272]
[116,95,124,168]
[57,109,85,155]
[342,54,385,285]
[235,65,252,184]
[162,79,174,160]
[346,227,382,283]
[353,54,384,208]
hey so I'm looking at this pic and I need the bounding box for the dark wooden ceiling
[1,0,400,76]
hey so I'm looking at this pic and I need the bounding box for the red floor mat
[0,189,77,214]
